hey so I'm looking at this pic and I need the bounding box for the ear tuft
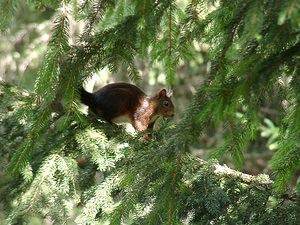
[167,89,173,97]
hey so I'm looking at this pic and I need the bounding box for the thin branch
[197,158,273,185]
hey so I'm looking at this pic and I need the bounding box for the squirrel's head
[153,89,175,117]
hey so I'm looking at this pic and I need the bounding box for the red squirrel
[80,82,175,133]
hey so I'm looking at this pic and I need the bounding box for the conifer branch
[2,1,300,224]
[8,107,52,175]
[168,155,182,225]
[81,0,111,38]
[197,158,273,186]
[0,0,18,31]
[168,2,173,58]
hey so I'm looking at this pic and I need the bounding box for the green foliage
[186,0,300,192]
[7,154,79,224]
[0,0,19,32]
[1,0,300,224]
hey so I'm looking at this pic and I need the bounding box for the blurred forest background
[0,0,299,224]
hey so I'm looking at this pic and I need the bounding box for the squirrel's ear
[158,89,167,98]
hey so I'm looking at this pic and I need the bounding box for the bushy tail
[80,87,93,107]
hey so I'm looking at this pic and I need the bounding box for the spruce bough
[1,0,300,224]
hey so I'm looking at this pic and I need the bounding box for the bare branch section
[197,158,273,185]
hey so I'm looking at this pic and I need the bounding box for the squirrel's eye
[163,101,169,107]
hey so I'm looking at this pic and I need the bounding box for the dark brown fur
[80,82,175,132]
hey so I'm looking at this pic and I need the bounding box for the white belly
[112,114,131,124]
[112,114,135,133]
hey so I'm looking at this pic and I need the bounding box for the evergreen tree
[1,0,300,224]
